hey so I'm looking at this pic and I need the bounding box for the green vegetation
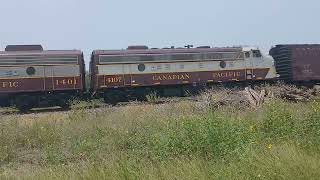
[145,91,160,103]
[0,94,319,179]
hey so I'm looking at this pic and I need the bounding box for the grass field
[0,89,319,179]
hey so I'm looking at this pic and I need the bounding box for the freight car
[270,44,320,83]
[90,46,277,103]
[0,45,85,111]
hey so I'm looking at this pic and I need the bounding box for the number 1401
[56,79,77,86]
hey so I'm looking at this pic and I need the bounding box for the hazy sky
[0,0,319,64]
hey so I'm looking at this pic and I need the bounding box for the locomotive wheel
[17,104,32,112]
[59,102,71,110]
[0,98,10,107]
[15,95,34,112]
[103,95,118,105]
[58,97,71,110]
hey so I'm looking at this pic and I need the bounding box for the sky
[0,0,319,65]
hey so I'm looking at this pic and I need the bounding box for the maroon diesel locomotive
[0,45,85,111]
[90,46,277,103]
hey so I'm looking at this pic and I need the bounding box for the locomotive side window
[252,50,262,58]
[26,67,36,75]
[99,51,245,64]
[138,64,146,72]
[245,52,250,58]
[220,61,226,68]
[165,64,171,70]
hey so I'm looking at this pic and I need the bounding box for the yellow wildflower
[250,124,256,132]
[268,144,273,149]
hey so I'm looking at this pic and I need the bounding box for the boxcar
[270,44,320,82]
[0,45,85,110]
[90,46,277,103]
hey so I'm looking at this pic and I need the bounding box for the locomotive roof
[273,44,320,47]
[0,50,82,56]
[93,47,242,56]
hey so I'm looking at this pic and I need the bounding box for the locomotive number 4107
[56,78,77,86]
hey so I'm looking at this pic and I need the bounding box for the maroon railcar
[270,44,320,82]
[0,45,85,110]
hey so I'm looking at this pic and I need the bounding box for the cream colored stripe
[96,68,269,76]
[97,68,251,76]
[97,58,244,65]
[0,75,81,80]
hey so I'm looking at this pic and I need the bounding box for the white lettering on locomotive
[106,76,123,83]
[1,81,19,88]
[152,74,191,81]
[212,71,242,78]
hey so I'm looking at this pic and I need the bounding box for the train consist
[1,44,320,110]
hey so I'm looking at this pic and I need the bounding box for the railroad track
[0,96,198,117]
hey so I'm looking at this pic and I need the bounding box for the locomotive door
[123,64,132,86]
[244,51,254,80]
[44,66,54,90]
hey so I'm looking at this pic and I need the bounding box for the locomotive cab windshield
[242,47,277,80]
[252,50,262,58]
[244,49,262,58]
